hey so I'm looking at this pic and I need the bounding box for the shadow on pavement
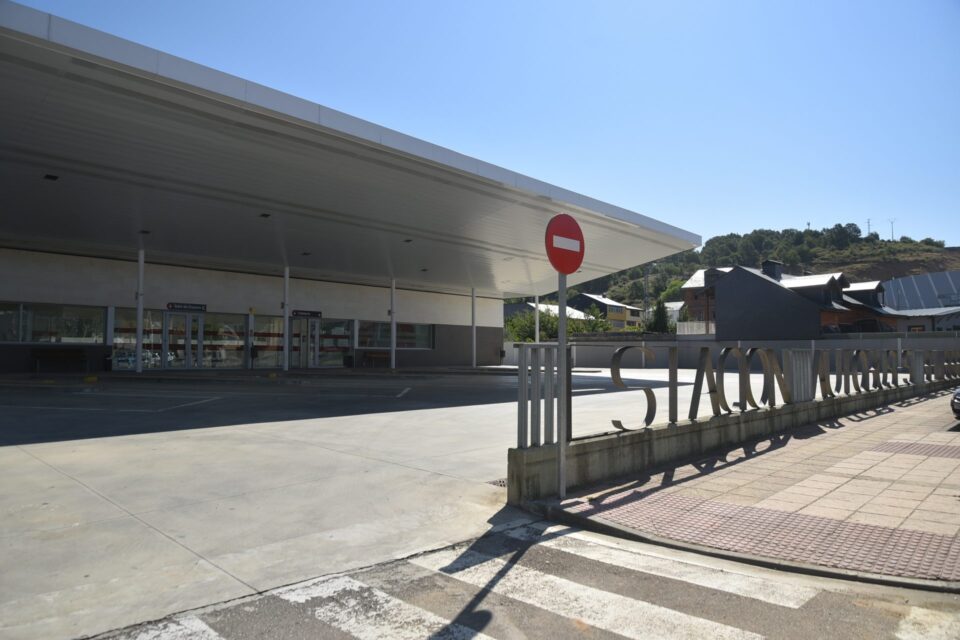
[565,418,851,512]
[0,372,690,446]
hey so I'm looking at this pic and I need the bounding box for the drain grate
[487,478,508,488]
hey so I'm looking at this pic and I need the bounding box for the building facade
[0,1,699,372]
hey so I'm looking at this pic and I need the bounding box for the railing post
[544,346,555,444]
[786,349,815,402]
[668,346,678,424]
[517,344,528,448]
[531,347,541,446]
[910,350,924,385]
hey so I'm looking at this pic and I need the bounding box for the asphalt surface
[102,522,960,640]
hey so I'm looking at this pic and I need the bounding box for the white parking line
[157,397,221,412]
[0,397,220,413]
[396,387,411,398]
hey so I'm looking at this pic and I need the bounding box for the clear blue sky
[17,0,960,247]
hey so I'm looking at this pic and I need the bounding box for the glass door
[163,313,203,369]
[290,317,321,368]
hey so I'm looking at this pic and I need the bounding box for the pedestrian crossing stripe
[125,615,222,639]
[410,546,763,640]
[505,523,820,608]
[279,575,496,640]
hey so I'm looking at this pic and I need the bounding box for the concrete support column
[390,278,397,370]
[105,306,115,350]
[471,287,477,368]
[534,295,540,343]
[246,313,255,369]
[282,266,289,372]
[135,249,144,373]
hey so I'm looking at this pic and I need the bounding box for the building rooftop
[844,281,882,292]
[578,293,641,311]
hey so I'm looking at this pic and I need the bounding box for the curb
[528,500,960,594]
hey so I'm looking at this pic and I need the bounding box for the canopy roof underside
[0,3,699,297]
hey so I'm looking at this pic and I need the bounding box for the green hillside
[565,224,960,309]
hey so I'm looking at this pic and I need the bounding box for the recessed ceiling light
[138,229,151,235]
[43,174,59,181]
[259,213,272,218]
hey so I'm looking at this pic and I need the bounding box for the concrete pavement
[3,367,936,639]
[1,367,717,640]
[549,387,960,588]
[103,521,960,640]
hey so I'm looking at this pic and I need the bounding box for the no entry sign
[545,213,585,275]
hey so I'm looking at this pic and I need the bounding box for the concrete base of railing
[507,378,959,505]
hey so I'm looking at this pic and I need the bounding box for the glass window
[112,308,163,369]
[319,318,354,367]
[358,321,434,349]
[253,316,284,368]
[0,303,20,342]
[203,313,246,368]
[23,304,104,344]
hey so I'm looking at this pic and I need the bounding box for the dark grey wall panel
[715,269,821,340]
[396,325,503,367]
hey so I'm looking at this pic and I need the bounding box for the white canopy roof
[0,1,699,298]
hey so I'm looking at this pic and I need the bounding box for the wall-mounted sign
[166,302,207,312]
[292,310,322,318]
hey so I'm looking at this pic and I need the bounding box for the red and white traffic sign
[545,213,585,275]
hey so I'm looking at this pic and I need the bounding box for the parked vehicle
[952,389,960,419]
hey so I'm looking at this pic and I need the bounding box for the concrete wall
[0,249,503,327]
[508,377,959,505]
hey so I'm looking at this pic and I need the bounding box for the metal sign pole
[557,272,567,500]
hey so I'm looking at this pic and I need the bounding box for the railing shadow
[423,507,578,639]
[564,418,849,514]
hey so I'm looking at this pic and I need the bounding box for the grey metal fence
[515,341,960,449]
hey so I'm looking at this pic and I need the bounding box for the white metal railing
[516,343,561,449]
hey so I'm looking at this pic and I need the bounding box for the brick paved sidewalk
[552,388,960,585]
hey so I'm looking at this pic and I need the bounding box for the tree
[504,309,556,342]
[571,304,611,334]
[504,306,611,341]
[659,278,685,302]
[648,299,670,333]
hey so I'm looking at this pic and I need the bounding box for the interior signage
[166,302,207,312]
[292,310,322,318]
